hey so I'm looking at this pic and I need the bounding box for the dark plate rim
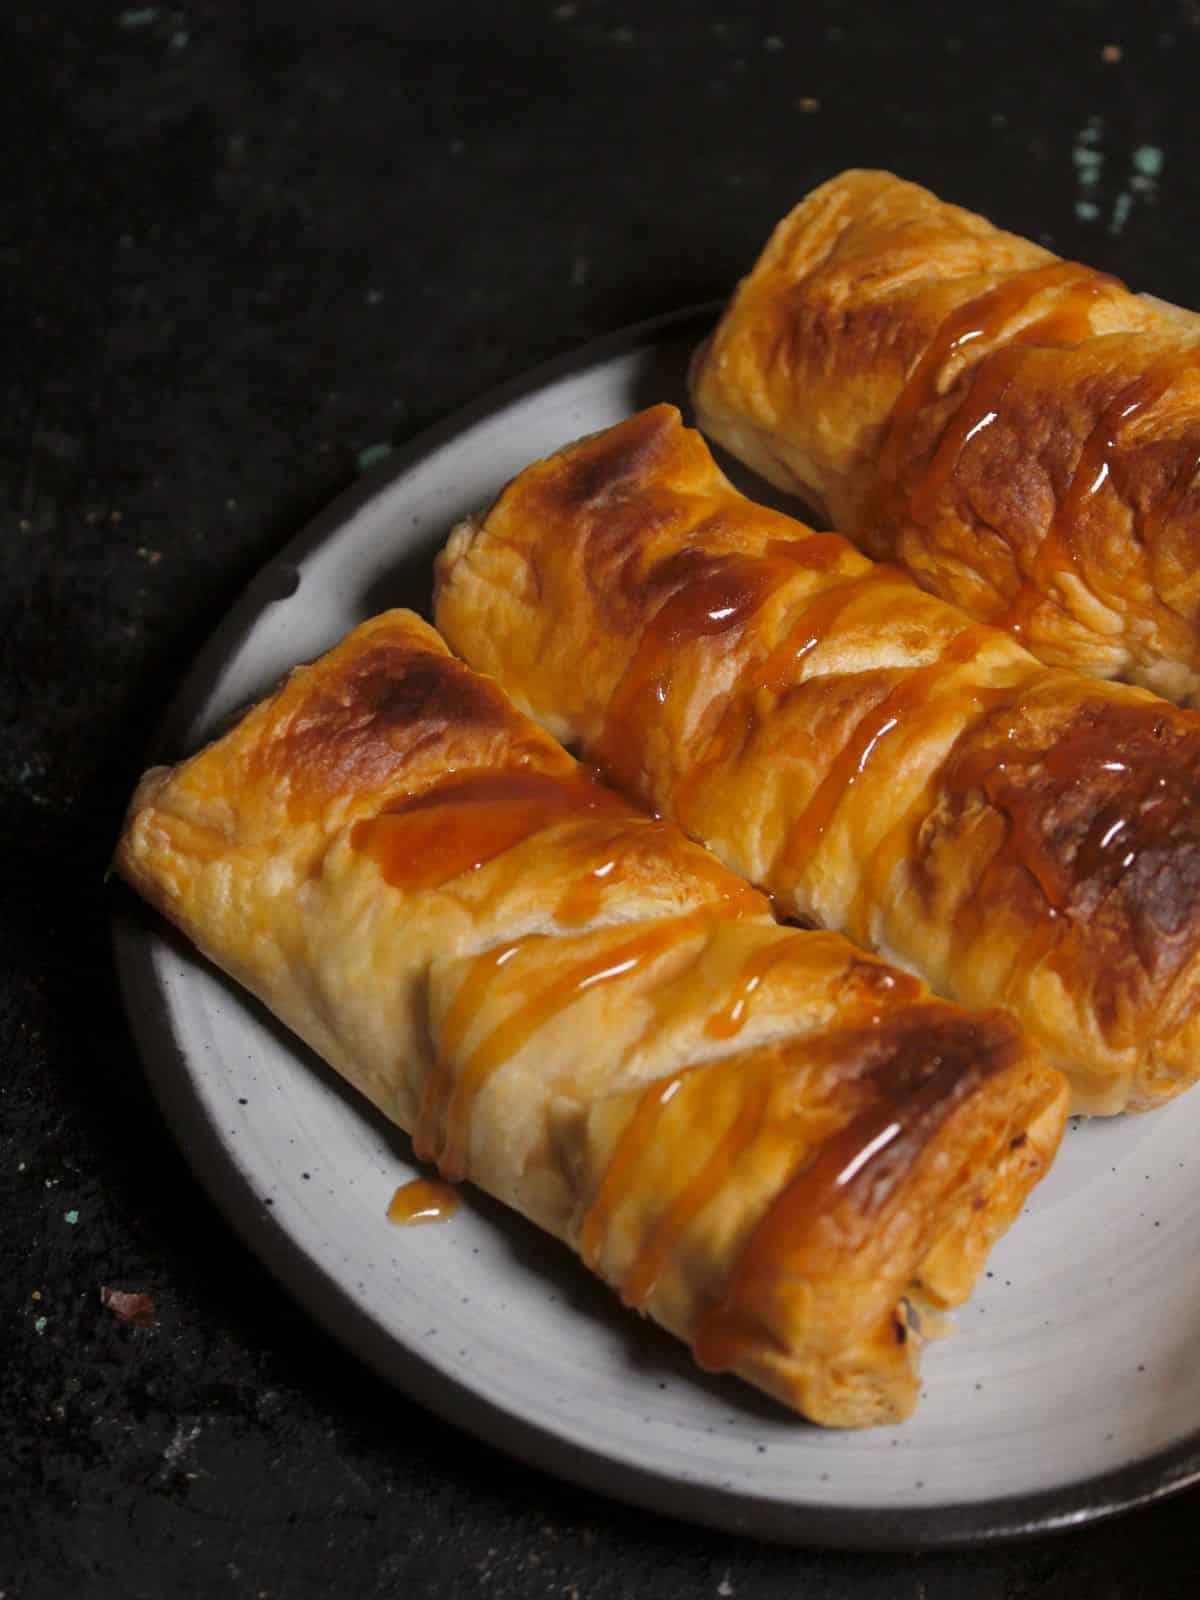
[112,302,1200,1551]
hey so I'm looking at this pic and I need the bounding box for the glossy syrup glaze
[923,688,1200,1030]
[579,992,1017,1356]
[593,553,789,798]
[653,562,913,827]
[351,752,771,1187]
[994,346,1200,638]
[692,1012,1019,1376]
[775,624,993,883]
[616,1069,774,1310]
[579,962,936,1319]
[904,296,1135,533]
[552,826,666,926]
[417,898,759,1184]
[578,1067,696,1275]
[703,939,809,1040]
[944,698,1200,937]
[867,258,1200,652]
[351,766,630,892]
[876,259,1120,493]
[578,947,906,1291]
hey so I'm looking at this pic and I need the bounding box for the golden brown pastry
[115,608,1065,1427]
[690,168,1200,704]
[435,406,1200,1116]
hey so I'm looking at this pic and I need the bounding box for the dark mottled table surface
[5,1,1200,1594]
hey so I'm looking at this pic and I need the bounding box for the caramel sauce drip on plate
[387,1177,460,1225]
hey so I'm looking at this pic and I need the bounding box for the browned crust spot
[551,405,680,509]
[958,698,1200,980]
[260,639,560,815]
[825,1004,1024,1219]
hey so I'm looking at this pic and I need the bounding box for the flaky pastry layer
[435,407,1200,1115]
[691,168,1200,703]
[116,609,1065,1426]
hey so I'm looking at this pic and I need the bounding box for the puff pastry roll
[116,609,1065,1427]
[435,406,1200,1116]
[690,168,1200,704]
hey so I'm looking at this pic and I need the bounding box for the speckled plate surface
[113,308,1200,1549]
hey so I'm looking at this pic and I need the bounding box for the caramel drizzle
[580,955,929,1314]
[352,766,630,893]
[617,1071,773,1310]
[844,782,935,950]
[766,533,850,571]
[995,345,1200,638]
[941,804,1078,1013]
[551,819,765,927]
[552,822,672,927]
[387,1177,460,1225]
[413,939,526,1171]
[776,624,993,882]
[580,996,1013,1362]
[578,1067,695,1271]
[579,1055,776,1313]
[671,568,912,827]
[944,701,1191,944]
[867,257,1200,652]
[594,555,783,799]
[578,940,830,1287]
[702,940,802,1040]
[416,902,754,1183]
[848,667,1076,996]
[908,342,1030,526]
[932,690,1200,1005]
[691,1028,1008,1375]
[595,534,861,806]
[876,260,1119,494]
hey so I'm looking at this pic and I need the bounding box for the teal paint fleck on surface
[64,1209,79,1225]
[119,6,159,25]
[1110,192,1134,235]
[34,1316,47,1334]
[356,443,394,473]
[1072,127,1106,216]
[1133,145,1164,177]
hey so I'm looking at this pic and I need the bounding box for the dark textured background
[5,1,1200,1593]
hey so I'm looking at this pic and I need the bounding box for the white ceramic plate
[113,308,1200,1548]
